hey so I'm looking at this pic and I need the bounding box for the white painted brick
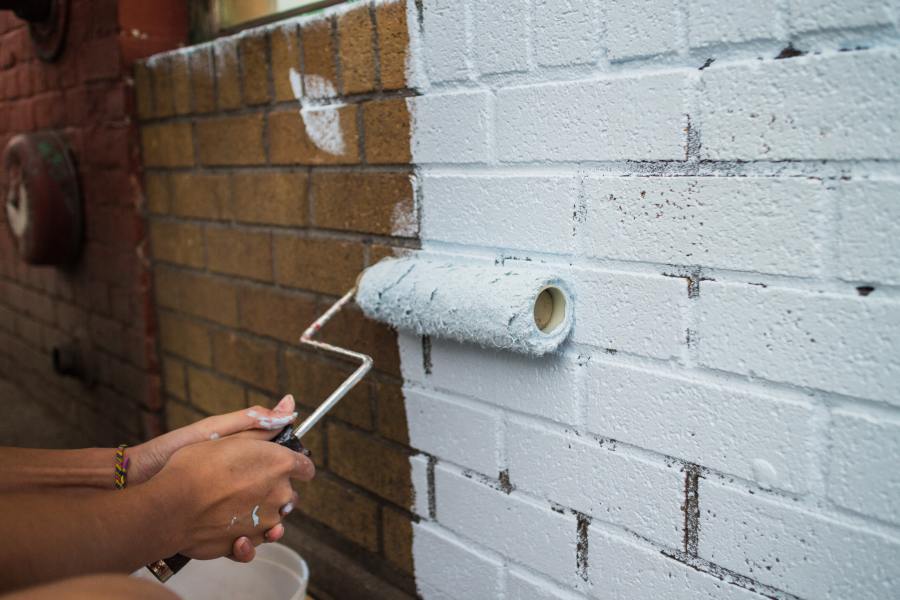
[421,0,469,83]
[588,527,761,599]
[496,73,687,162]
[688,0,780,47]
[835,180,900,286]
[406,389,500,476]
[700,50,900,160]
[422,337,582,424]
[413,522,503,599]
[696,282,900,405]
[582,176,829,277]
[507,419,684,547]
[585,359,816,492]
[602,0,681,61]
[789,0,898,33]
[572,268,687,360]
[398,330,427,382]
[435,464,579,586]
[421,175,577,254]
[410,91,490,164]
[472,1,530,74]
[409,452,431,518]
[508,568,588,600]
[532,0,599,67]
[700,480,900,599]
[827,410,900,525]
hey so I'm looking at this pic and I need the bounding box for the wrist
[139,471,192,557]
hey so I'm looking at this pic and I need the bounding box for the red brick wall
[0,1,176,444]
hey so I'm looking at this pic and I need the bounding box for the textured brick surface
[135,6,417,597]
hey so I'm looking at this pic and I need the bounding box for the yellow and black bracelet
[114,444,129,490]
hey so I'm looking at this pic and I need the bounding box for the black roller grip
[145,425,308,582]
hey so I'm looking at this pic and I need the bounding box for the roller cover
[356,256,574,356]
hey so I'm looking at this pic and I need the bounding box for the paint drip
[356,256,574,356]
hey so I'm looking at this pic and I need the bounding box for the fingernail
[274,394,293,413]
[281,502,294,516]
[238,537,251,554]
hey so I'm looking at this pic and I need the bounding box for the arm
[1,575,180,600]
[0,479,186,591]
[0,436,314,593]
[0,395,298,493]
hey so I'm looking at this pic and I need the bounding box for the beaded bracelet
[114,444,129,490]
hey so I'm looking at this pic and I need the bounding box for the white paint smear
[288,67,346,155]
[251,505,260,527]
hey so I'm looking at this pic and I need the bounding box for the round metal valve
[3,132,82,266]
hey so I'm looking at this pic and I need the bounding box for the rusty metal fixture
[0,0,69,61]
[3,132,82,267]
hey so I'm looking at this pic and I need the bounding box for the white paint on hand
[228,515,238,529]
[251,505,261,527]
[281,502,294,516]
[249,411,299,430]
[209,432,220,440]
[288,67,346,155]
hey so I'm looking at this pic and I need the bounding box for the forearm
[0,448,114,492]
[0,481,185,592]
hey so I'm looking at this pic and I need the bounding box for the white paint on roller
[357,256,573,356]
[288,68,346,155]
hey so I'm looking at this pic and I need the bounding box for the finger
[264,523,285,543]
[230,536,256,563]
[204,401,298,440]
[287,452,316,481]
[281,492,300,517]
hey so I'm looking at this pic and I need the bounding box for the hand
[153,436,314,560]
[128,395,299,485]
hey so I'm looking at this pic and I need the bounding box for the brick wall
[404,1,900,599]
[0,1,163,445]
[135,2,419,597]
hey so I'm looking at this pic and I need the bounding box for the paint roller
[147,255,573,581]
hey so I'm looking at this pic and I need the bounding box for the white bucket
[133,544,309,600]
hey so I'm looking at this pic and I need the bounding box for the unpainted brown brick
[300,18,337,98]
[227,171,308,226]
[144,172,170,214]
[188,366,247,414]
[195,114,266,166]
[376,1,408,90]
[189,47,216,113]
[312,170,415,236]
[238,285,317,343]
[155,267,239,326]
[327,421,412,506]
[363,97,411,164]
[273,236,364,295]
[171,55,192,115]
[212,330,279,391]
[324,306,401,377]
[382,507,414,574]
[268,107,360,165]
[150,221,205,268]
[338,7,376,95]
[293,474,379,552]
[159,312,212,365]
[240,33,270,106]
[170,172,229,220]
[269,24,301,102]
[163,356,186,400]
[141,122,194,167]
[284,350,373,430]
[376,380,409,445]
[167,400,205,430]
[134,62,153,120]
[214,38,242,110]
[206,228,272,282]
[151,58,175,117]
